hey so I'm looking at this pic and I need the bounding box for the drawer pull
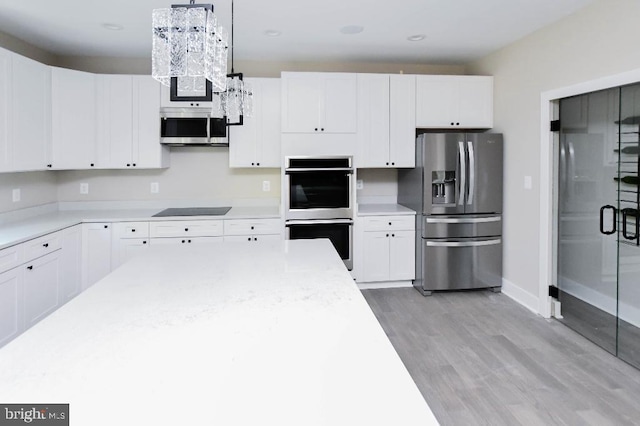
[27,265,33,270]
[185,228,189,232]
[43,243,49,248]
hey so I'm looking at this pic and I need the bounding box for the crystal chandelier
[152,1,229,93]
[210,0,254,125]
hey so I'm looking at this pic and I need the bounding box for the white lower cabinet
[111,222,150,269]
[0,266,24,347]
[23,250,61,329]
[223,235,281,243]
[150,220,224,238]
[59,225,82,304]
[358,215,415,283]
[223,219,282,242]
[151,237,223,245]
[82,223,112,289]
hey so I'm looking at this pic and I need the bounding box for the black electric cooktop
[152,207,232,217]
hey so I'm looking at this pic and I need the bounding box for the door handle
[467,141,475,205]
[599,205,617,235]
[622,208,639,240]
[458,142,466,206]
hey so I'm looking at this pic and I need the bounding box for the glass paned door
[557,87,620,355]
[558,82,640,369]
[616,84,640,369]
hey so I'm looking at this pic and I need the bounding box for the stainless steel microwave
[160,108,228,147]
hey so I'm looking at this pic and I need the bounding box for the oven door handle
[286,219,354,226]
[285,168,354,173]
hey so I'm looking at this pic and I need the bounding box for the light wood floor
[362,288,640,426]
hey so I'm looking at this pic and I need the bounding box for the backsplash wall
[55,148,281,205]
[0,172,58,214]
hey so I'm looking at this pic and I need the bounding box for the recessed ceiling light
[407,34,426,42]
[102,23,124,31]
[264,29,282,37]
[340,25,364,35]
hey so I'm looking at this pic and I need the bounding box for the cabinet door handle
[392,234,395,237]
[254,237,258,241]
[386,234,389,237]
[181,240,185,243]
[43,243,49,248]
[185,228,189,232]
[247,237,251,241]
[143,241,147,244]
[104,225,109,229]
[188,239,192,243]
[90,163,95,167]
[27,265,33,270]
[127,163,131,167]
[131,229,136,232]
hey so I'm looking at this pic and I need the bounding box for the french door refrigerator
[398,133,503,295]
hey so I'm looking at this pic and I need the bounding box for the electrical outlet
[12,188,20,202]
[356,179,364,190]
[151,182,160,194]
[80,183,89,194]
[524,176,532,190]
[262,180,271,192]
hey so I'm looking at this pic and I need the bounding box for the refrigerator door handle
[467,141,475,205]
[458,141,466,206]
[426,216,501,224]
[426,239,501,248]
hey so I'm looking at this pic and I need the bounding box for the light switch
[12,188,20,202]
[356,179,364,190]
[80,183,89,194]
[524,176,532,190]
[262,181,271,192]
[151,182,159,194]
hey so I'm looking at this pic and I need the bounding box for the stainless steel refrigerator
[398,133,503,295]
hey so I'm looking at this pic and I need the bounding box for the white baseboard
[501,278,540,315]
[357,281,414,290]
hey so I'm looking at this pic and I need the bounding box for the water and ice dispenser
[431,171,456,205]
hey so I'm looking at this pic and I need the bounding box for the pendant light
[151,1,229,93]
[211,0,254,125]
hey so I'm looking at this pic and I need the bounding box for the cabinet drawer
[223,219,281,236]
[361,215,415,231]
[113,221,150,238]
[223,234,282,243]
[150,237,223,245]
[24,233,61,262]
[150,221,223,238]
[0,245,24,274]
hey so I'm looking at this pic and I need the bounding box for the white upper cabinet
[0,48,11,172]
[281,72,357,134]
[51,67,98,170]
[229,78,281,168]
[96,74,133,168]
[96,74,168,169]
[389,74,416,168]
[0,48,51,173]
[133,76,170,168]
[416,75,493,129]
[357,74,415,169]
[356,74,390,168]
[10,54,51,171]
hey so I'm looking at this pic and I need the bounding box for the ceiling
[0,0,595,64]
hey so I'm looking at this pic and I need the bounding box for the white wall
[466,0,640,308]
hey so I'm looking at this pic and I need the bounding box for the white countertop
[358,203,416,216]
[0,240,438,426]
[0,205,280,250]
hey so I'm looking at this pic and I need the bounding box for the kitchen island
[0,239,438,425]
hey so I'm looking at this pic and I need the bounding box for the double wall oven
[284,157,354,270]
